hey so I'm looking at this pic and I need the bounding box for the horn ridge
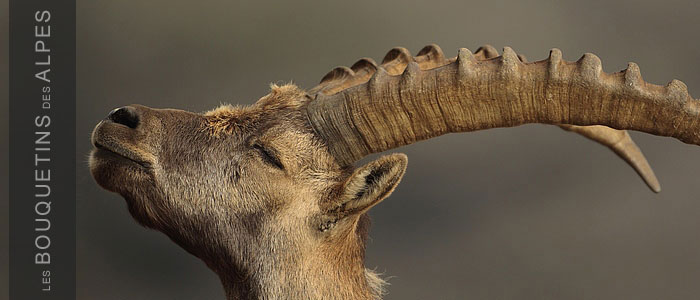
[306,45,700,168]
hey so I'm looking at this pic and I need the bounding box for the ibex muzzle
[89,45,700,300]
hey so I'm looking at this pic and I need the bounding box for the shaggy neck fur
[214,256,384,300]
[208,216,386,300]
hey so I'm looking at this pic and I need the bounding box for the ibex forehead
[203,84,310,137]
[199,95,341,177]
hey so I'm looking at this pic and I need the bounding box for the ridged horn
[381,47,414,75]
[512,48,658,191]
[511,50,658,191]
[415,44,447,69]
[307,46,657,190]
[473,44,499,60]
[493,48,659,191]
[305,46,699,185]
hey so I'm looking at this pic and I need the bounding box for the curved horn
[305,46,699,180]
[516,50,660,192]
[558,124,660,192]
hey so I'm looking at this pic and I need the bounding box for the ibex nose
[107,106,140,128]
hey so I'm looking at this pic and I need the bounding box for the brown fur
[90,84,404,299]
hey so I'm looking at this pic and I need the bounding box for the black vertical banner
[9,0,76,299]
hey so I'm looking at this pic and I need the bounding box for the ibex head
[90,84,405,299]
[90,44,700,299]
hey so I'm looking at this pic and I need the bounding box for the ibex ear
[334,153,407,216]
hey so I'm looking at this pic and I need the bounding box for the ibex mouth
[92,141,152,169]
[90,120,153,170]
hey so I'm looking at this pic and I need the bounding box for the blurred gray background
[2,0,700,299]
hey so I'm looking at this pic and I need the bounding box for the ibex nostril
[107,106,139,129]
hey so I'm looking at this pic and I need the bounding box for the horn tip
[642,171,662,193]
[650,182,662,193]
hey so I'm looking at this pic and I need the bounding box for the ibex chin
[89,44,699,299]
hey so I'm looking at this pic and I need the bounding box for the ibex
[89,44,699,299]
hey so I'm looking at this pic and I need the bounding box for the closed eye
[253,143,285,170]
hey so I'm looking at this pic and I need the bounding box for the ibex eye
[253,143,284,170]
